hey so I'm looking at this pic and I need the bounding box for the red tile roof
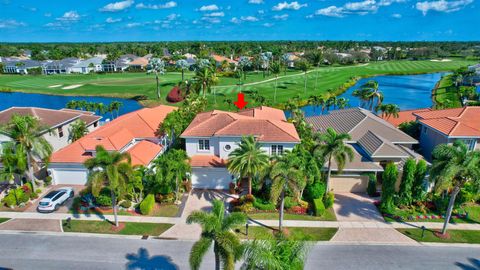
[414,106,480,137]
[211,54,237,64]
[382,108,432,127]
[50,105,177,165]
[181,107,300,142]
[190,155,226,167]
[127,140,163,166]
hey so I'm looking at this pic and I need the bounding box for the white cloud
[272,1,307,11]
[44,13,52,17]
[100,0,134,12]
[273,14,289,20]
[126,22,141,28]
[344,0,378,12]
[204,12,225,17]
[263,22,274,27]
[230,17,241,23]
[56,11,80,21]
[0,19,26,28]
[201,17,221,23]
[315,6,345,17]
[106,17,122,23]
[391,13,402,18]
[136,1,177,9]
[416,0,473,15]
[241,16,259,21]
[379,0,407,6]
[166,13,180,20]
[199,4,219,11]
[249,0,264,4]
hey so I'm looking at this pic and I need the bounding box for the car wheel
[70,191,74,198]
[54,204,59,211]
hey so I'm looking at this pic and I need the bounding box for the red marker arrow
[234,92,248,110]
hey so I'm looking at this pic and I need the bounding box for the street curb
[0,230,148,240]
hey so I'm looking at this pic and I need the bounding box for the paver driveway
[0,218,62,232]
[333,193,384,222]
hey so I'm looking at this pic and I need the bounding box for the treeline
[1,41,479,60]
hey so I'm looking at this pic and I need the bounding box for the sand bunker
[48,84,62,88]
[62,84,83,89]
[430,59,452,62]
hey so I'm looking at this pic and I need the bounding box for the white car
[37,188,74,213]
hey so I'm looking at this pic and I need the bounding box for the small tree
[380,162,398,213]
[148,58,166,99]
[68,120,88,143]
[412,159,428,202]
[270,61,281,103]
[398,158,416,206]
[176,59,189,81]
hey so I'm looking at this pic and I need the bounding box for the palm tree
[1,114,53,190]
[176,59,189,81]
[227,136,269,195]
[148,58,166,99]
[68,120,88,143]
[336,97,349,109]
[352,88,371,108]
[326,96,337,111]
[376,104,400,119]
[296,60,310,95]
[193,63,218,97]
[109,101,123,118]
[152,149,191,203]
[84,145,132,227]
[269,151,306,231]
[361,80,383,110]
[313,128,354,193]
[429,141,480,235]
[270,61,281,103]
[186,199,246,270]
[281,53,290,75]
[0,143,27,189]
[311,51,323,92]
[238,56,252,82]
[66,100,78,109]
[242,233,309,270]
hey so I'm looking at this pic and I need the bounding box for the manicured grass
[0,218,10,224]
[151,204,180,217]
[382,203,480,224]
[398,228,480,244]
[235,226,338,241]
[248,208,336,221]
[0,59,475,111]
[62,220,173,236]
[433,74,462,108]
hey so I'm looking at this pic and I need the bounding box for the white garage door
[51,169,88,185]
[330,175,368,193]
[192,168,231,190]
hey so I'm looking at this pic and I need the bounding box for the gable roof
[181,106,299,142]
[358,131,409,158]
[306,108,417,144]
[414,106,480,137]
[50,105,177,164]
[0,107,101,130]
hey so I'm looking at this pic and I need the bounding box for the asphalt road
[0,233,478,270]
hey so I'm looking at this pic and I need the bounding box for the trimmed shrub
[35,189,42,194]
[398,158,416,206]
[313,198,326,216]
[253,198,276,211]
[303,181,326,202]
[380,162,398,213]
[233,202,254,213]
[283,196,297,209]
[324,192,335,209]
[2,192,17,207]
[412,159,428,202]
[140,194,155,215]
[366,173,378,197]
[120,200,132,209]
[44,176,52,187]
[96,194,112,207]
[166,86,184,103]
[240,194,255,204]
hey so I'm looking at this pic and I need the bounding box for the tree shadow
[455,258,480,270]
[125,248,179,270]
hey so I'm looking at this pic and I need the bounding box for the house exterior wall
[419,124,449,161]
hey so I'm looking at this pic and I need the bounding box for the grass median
[397,228,480,244]
[247,208,336,221]
[0,218,10,224]
[62,220,173,236]
[235,226,338,241]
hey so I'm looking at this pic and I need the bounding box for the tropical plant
[176,59,189,81]
[269,151,306,230]
[108,101,123,119]
[362,80,384,110]
[186,199,246,270]
[227,136,269,195]
[68,120,88,143]
[193,60,218,97]
[270,61,281,103]
[281,53,290,75]
[241,233,309,270]
[429,141,480,235]
[313,128,354,193]
[376,103,400,119]
[0,114,53,190]
[398,158,416,206]
[84,145,133,227]
[380,162,398,213]
[148,58,166,99]
[412,159,428,202]
[0,142,27,187]
[336,97,349,109]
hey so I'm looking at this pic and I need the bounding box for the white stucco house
[180,106,301,190]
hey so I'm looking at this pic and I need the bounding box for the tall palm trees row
[307,95,350,114]
[65,100,123,119]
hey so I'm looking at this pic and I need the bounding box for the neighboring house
[0,107,101,152]
[128,56,149,70]
[42,58,79,74]
[181,106,300,190]
[284,53,300,68]
[306,108,419,193]
[382,108,432,127]
[2,60,43,74]
[211,54,238,67]
[102,54,137,72]
[70,57,104,74]
[413,106,480,161]
[49,105,177,185]
[468,63,480,75]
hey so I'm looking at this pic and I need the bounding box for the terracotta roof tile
[190,155,227,167]
[416,107,480,137]
[127,140,163,166]
[382,108,431,127]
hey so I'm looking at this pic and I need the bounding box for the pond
[0,92,142,119]
[296,72,446,117]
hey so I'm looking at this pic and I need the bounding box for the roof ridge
[213,114,244,135]
[267,119,300,141]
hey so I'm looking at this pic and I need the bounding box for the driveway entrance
[333,193,383,222]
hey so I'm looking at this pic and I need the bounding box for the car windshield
[39,202,50,206]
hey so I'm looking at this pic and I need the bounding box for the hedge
[313,198,325,216]
[140,194,155,215]
[324,192,335,209]
[253,199,276,211]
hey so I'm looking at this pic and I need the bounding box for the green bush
[233,202,254,213]
[35,189,42,194]
[283,196,297,209]
[324,192,335,209]
[366,173,377,197]
[303,181,326,202]
[412,159,428,202]
[44,176,52,187]
[458,182,480,204]
[155,193,175,204]
[2,192,17,207]
[96,194,112,207]
[140,194,155,215]
[313,198,326,216]
[253,198,276,211]
[120,200,132,209]
[380,162,398,213]
[398,158,416,206]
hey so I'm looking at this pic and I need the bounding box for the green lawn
[248,208,336,221]
[433,74,462,108]
[62,220,173,236]
[235,226,338,241]
[398,229,480,244]
[0,218,10,224]
[0,59,475,111]
[382,203,480,224]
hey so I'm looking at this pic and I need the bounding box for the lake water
[0,92,142,119]
[297,73,445,117]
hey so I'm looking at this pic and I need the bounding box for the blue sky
[0,0,478,42]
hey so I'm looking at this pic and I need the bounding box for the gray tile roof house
[306,108,422,192]
[70,57,104,74]
[2,59,43,74]
[42,58,80,74]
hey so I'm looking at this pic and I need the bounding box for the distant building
[102,54,137,72]
[2,59,43,74]
[42,58,79,74]
[70,57,104,74]
[468,63,480,75]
